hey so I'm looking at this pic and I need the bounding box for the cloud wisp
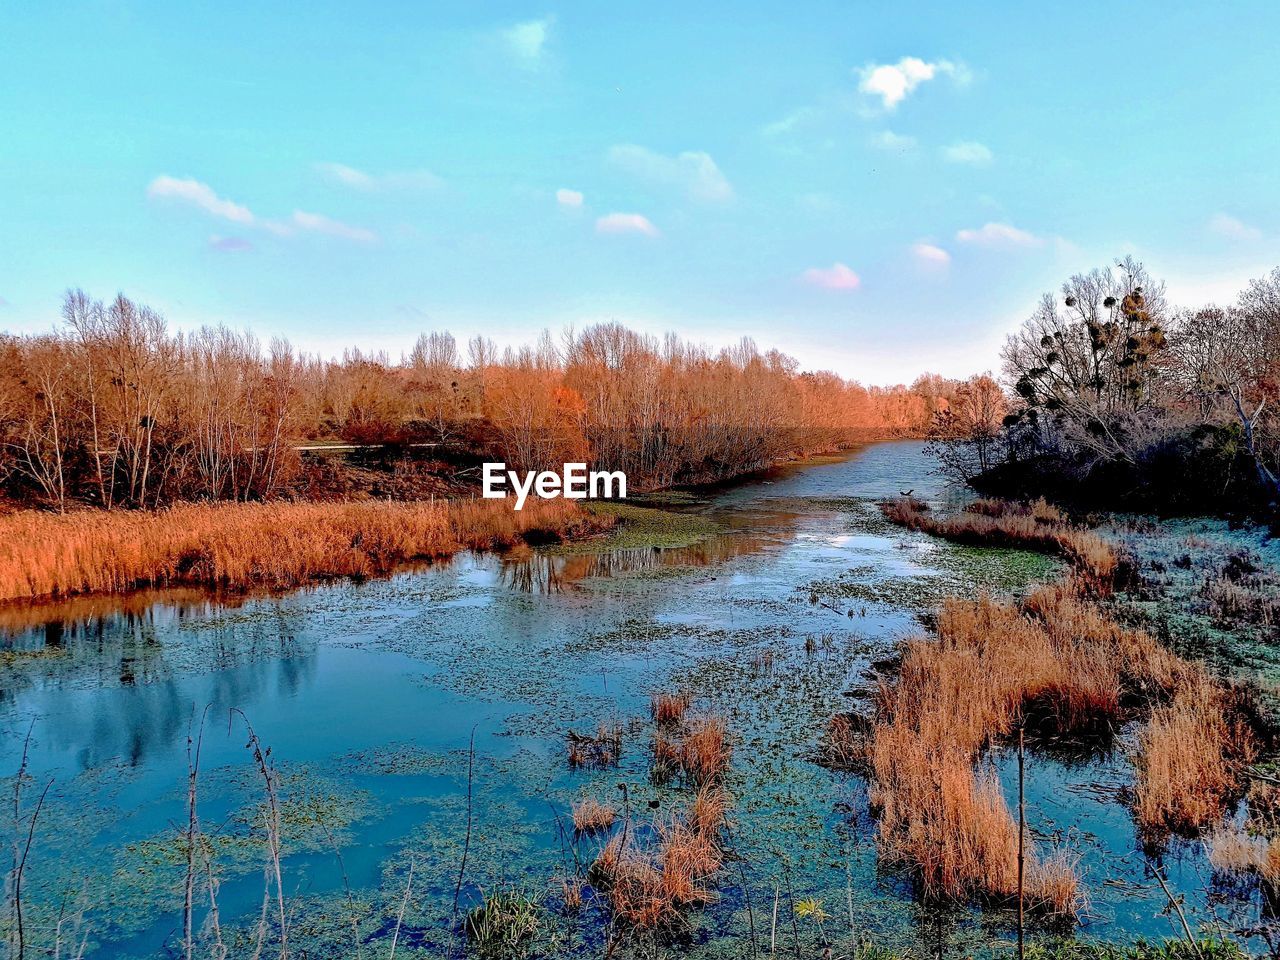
[870,130,917,152]
[148,176,254,224]
[911,242,951,268]
[316,162,442,192]
[209,235,254,252]
[1208,213,1262,241]
[148,175,377,243]
[556,188,584,208]
[955,221,1042,249]
[942,141,993,165]
[801,262,861,290]
[608,145,733,203]
[503,17,553,64]
[596,212,659,237]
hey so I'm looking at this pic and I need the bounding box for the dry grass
[572,798,617,834]
[650,692,692,727]
[0,497,610,603]
[881,497,1120,591]
[590,785,728,931]
[1135,677,1258,834]
[650,714,732,788]
[1206,825,1280,882]
[859,580,1256,912]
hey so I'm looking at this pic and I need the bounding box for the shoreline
[0,496,614,606]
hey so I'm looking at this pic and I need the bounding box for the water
[0,441,1265,957]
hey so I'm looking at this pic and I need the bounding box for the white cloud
[856,57,967,111]
[955,221,1042,249]
[801,262,862,290]
[608,144,733,203]
[1208,213,1262,241]
[147,176,255,224]
[148,174,376,243]
[291,210,377,243]
[911,242,951,267]
[762,106,818,138]
[556,188,584,208]
[942,141,993,165]
[504,17,552,63]
[317,162,442,191]
[595,212,659,237]
[869,130,917,151]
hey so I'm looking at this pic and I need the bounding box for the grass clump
[589,785,728,931]
[849,577,1260,914]
[650,691,692,727]
[571,798,617,834]
[650,713,732,788]
[1027,938,1249,960]
[567,722,623,770]
[465,887,549,959]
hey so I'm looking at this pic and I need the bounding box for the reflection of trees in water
[2,595,317,771]
[498,529,784,593]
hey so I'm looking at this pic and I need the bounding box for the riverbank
[0,497,612,602]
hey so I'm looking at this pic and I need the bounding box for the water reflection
[498,523,791,593]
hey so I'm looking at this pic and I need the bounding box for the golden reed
[0,497,609,603]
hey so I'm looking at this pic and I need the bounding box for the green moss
[559,502,725,550]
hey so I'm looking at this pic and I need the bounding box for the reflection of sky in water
[0,440,1265,956]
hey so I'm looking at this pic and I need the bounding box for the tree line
[0,292,971,511]
[939,256,1280,517]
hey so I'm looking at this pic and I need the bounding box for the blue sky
[2,1,1279,383]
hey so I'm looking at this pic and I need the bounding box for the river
[0,441,1268,957]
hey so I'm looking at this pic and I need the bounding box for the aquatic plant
[847,563,1261,912]
[881,496,1121,591]
[0,497,611,602]
[589,807,724,931]
[571,798,617,834]
[650,691,692,727]
[566,723,623,770]
[1026,937,1250,960]
[1135,677,1259,834]
[648,713,732,788]
[464,887,547,959]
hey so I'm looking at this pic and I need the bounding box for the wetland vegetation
[4,441,1280,959]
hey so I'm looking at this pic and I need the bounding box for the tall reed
[0,497,608,602]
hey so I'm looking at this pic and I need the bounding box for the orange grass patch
[651,691,692,727]
[881,497,1120,590]
[1135,676,1259,835]
[589,787,728,931]
[572,798,617,834]
[862,584,1256,912]
[0,497,608,603]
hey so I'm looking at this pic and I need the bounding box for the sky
[2,1,1279,385]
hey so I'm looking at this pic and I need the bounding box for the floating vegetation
[567,723,624,769]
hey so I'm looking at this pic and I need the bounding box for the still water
[0,442,1265,957]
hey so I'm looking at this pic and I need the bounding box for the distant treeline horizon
[0,298,982,511]
[4,255,1277,520]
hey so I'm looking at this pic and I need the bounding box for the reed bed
[855,578,1258,912]
[880,497,1120,590]
[0,497,609,602]
[567,723,624,769]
